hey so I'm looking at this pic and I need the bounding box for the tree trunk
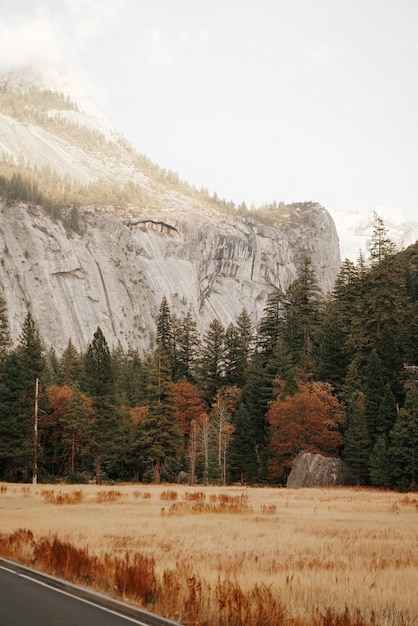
[153,458,161,484]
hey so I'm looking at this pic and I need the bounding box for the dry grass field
[0,483,417,625]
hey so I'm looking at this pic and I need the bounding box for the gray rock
[286,451,348,489]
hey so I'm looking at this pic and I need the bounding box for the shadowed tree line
[0,214,418,489]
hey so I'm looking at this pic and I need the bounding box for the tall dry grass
[0,483,417,625]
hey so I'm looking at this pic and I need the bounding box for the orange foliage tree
[173,379,208,484]
[267,379,343,482]
[45,385,91,477]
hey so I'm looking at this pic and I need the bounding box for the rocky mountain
[0,68,341,354]
[330,204,418,262]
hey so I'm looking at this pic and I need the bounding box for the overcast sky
[1,0,417,221]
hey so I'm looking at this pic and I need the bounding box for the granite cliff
[0,68,341,353]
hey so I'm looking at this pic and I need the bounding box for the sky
[1,0,417,221]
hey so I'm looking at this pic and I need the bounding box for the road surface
[0,559,180,626]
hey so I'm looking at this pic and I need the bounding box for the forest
[0,214,417,490]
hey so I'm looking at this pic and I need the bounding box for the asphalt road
[0,559,180,626]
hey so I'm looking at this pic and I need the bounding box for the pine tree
[83,326,118,483]
[369,434,390,488]
[0,352,28,480]
[0,293,11,364]
[14,313,47,481]
[224,309,255,388]
[365,213,404,342]
[377,383,398,438]
[58,339,82,387]
[283,257,322,367]
[16,312,45,384]
[156,296,173,363]
[229,403,257,484]
[138,344,182,483]
[342,391,370,485]
[265,337,297,400]
[198,319,226,404]
[364,348,385,446]
[239,352,274,482]
[315,300,349,394]
[388,384,418,491]
[257,288,286,358]
[173,311,199,381]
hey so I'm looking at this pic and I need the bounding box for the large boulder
[286,451,348,489]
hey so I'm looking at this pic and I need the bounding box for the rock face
[0,69,341,353]
[286,451,348,488]
[0,199,340,354]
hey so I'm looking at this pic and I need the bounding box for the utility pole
[32,378,39,485]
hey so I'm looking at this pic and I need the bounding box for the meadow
[0,483,417,626]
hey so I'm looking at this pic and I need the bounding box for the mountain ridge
[0,68,341,352]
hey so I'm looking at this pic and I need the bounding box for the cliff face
[0,70,341,353]
[0,199,340,353]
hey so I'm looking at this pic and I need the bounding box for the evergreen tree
[156,296,173,362]
[0,293,11,364]
[340,354,364,407]
[377,325,404,403]
[369,434,390,488]
[83,326,119,483]
[315,300,349,394]
[14,313,47,481]
[63,383,91,477]
[138,344,182,483]
[388,384,418,491]
[342,391,370,485]
[229,403,257,484]
[16,312,46,384]
[58,339,82,387]
[239,352,274,482]
[198,319,226,404]
[364,348,385,446]
[364,213,404,343]
[0,352,28,480]
[283,257,322,367]
[224,309,254,388]
[331,256,368,364]
[257,288,286,358]
[266,337,297,399]
[173,311,199,381]
[377,383,398,438]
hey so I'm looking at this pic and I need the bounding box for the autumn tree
[267,380,343,483]
[208,387,239,484]
[173,378,207,484]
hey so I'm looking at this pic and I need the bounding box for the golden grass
[0,483,417,625]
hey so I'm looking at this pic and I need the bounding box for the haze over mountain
[0,67,342,353]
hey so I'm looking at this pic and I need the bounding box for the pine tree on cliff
[0,293,11,365]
